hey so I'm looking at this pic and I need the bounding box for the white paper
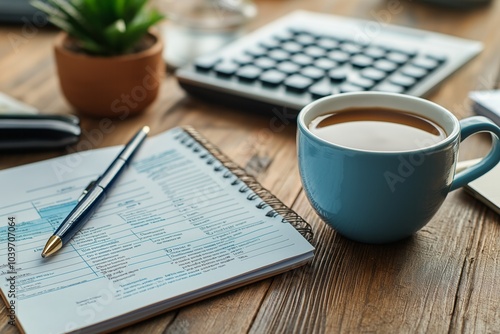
[0,92,38,114]
[470,90,500,126]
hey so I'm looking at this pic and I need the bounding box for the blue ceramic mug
[297,92,500,243]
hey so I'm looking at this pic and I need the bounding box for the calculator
[176,11,482,115]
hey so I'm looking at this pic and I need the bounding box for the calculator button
[401,65,428,79]
[214,62,239,76]
[328,68,348,82]
[340,43,363,55]
[273,30,294,42]
[254,57,277,70]
[277,61,301,74]
[360,67,386,82]
[284,75,314,92]
[298,29,318,37]
[373,59,399,72]
[339,83,365,93]
[304,46,327,58]
[195,57,221,71]
[245,46,267,58]
[260,70,287,86]
[259,39,280,50]
[386,52,409,65]
[374,82,405,94]
[314,58,338,71]
[364,47,386,59]
[355,39,370,48]
[389,73,416,88]
[288,26,306,35]
[291,54,314,67]
[268,49,290,62]
[232,54,253,66]
[282,42,303,54]
[323,32,348,42]
[348,76,375,89]
[328,50,350,64]
[300,66,326,80]
[309,83,334,99]
[296,34,316,46]
[317,38,339,51]
[236,66,262,81]
[350,54,373,68]
[411,57,439,71]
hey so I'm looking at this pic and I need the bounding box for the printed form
[0,128,314,334]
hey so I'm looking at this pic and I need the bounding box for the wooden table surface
[1,0,499,333]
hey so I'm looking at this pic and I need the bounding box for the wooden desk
[1,0,499,332]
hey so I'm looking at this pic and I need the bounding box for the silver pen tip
[143,126,150,134]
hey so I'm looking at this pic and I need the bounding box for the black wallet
[0,114,81,151]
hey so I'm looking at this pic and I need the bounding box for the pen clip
[78,180,96,202]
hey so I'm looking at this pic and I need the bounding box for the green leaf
[124,0,148,21]
[33,0,164,56]
[114,0,127,18]
[103,19,127,52]
[30,1,64,18]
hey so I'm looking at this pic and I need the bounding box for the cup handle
[450,116,500,191]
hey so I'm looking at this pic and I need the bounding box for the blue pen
[41,126,150,258]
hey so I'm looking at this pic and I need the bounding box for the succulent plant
[31,0,164,56]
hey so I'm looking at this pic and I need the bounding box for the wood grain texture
[1,0,499,333]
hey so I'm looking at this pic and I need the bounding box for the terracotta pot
[54,31,164,118]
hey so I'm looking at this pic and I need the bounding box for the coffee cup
[297,92,500,243]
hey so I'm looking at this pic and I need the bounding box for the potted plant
[32,0,165,118]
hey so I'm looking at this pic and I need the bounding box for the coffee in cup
[308,107,447,152]
[297,92,500,243]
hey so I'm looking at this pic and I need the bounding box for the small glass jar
[158,0,257,68]
[166,0,257,31]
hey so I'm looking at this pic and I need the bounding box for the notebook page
[0,127,314,334]
[0,92,38,114]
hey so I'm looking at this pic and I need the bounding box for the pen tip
[41,236,63,258]
[143,126,150,134]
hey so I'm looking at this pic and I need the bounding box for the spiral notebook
[0,126,314,334]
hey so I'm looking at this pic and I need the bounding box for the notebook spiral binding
[176,126,314,244]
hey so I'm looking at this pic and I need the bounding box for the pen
[41,126,150,258]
